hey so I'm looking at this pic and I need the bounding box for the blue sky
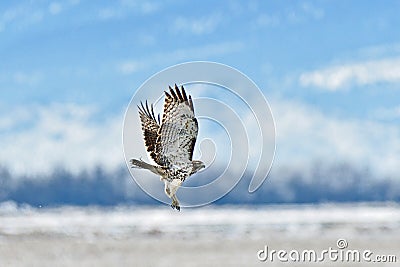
[0,0,399,181]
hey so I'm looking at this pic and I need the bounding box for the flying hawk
[130,84,205,211]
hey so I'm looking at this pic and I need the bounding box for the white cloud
[0,71,43,86]
[117,61,143,75]
[371,105,400,121]
[0,106,31,130]
[0,4,44,32]
[287,2,324,23]
[358,43,400,58]
[0,104,125,177]
[47,0,81,16]
[270,98,400,178]
[12,71,43,85]
[98,7,120,20]
[135,1,158,14]
[98,1,159,20]
[301,2,324,20]
[172,15,222,35]
[255,2,324,27]
[0,0,80,32]
[300,57,400,90]
[49,2,62,15]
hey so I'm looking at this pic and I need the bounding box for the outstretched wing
[138,101,161,163]
[155,84,198,167]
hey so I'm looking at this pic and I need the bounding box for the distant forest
[0,162,399,207]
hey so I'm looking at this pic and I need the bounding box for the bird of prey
[130,84,205,211]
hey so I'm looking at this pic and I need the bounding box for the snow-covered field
[0,202,399,266]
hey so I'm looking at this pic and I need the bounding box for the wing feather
[155,85,198,166]
[138,101,160,163]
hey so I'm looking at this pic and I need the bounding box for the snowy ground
[0,202,399,266]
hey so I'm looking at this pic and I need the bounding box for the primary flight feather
[130,84,205,211]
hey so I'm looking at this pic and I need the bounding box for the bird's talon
[170,203,180,211]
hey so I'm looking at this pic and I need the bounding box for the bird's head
[191,160,205,174]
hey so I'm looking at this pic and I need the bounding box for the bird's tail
[130,158,164,176]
